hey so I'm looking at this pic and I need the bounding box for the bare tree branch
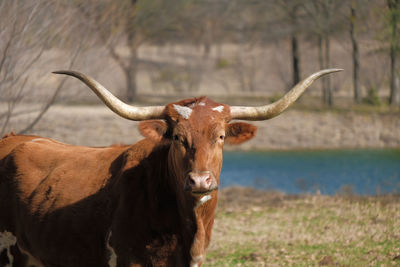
[19,31,86,134]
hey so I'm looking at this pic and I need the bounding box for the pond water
[220,149,400,195]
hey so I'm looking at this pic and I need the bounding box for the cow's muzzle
[184,171,218,196]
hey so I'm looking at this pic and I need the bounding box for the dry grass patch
[205,187,400,266]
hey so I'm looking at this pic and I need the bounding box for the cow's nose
[185,171,217,195]
[188,172,211,188]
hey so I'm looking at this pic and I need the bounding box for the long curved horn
[230,69,343,121]
[53,70,165,121]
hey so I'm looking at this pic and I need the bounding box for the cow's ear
[139,120,168,141]
[225,122,257,145]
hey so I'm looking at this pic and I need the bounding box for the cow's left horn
[53,70,165,121]
[230,69,343,121]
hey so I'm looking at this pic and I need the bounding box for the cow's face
[55,70,340,195]
[139,97,257,199]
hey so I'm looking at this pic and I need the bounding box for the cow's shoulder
[119,138,167,172]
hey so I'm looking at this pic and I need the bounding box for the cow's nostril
[188,176,196,186]
[205,176,212,186]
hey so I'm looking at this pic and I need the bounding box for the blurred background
[1,2,400,263]
[0,0,399,194]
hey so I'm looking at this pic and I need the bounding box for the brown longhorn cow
[0,69,341,267]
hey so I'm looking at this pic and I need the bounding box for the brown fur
[0,97,256,267]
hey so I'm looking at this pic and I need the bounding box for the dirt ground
[5,104,400,150]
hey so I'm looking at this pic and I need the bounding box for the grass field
[204,187,400,266]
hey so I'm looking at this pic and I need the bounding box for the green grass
[204,188,400,266]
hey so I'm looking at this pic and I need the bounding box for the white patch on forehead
[198,102,206,106]
[18,245,45,267]
[173,104,193,119]
[196,195,212,208]
[106,231,117,267]
[0,231,17,267]
[212,105,224,112]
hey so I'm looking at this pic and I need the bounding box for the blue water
[220,149,400,195]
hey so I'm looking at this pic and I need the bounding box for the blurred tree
[225,0,304,91]
[75,0,189,102]
[275,0,304,87]
[181,0,233,59]
[387,0,399,105]
[350,1,361,103]
[347,0,375,104]
[0,0,85,136]
[303,0,347,106]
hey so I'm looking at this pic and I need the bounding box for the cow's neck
[165,143,219,265]
[111,140,197,265]
[189,190,218,266]
[165,141,219,265]
[113,139,218,265]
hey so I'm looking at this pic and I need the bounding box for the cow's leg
[0,231,17,267]
[0,247,25,267]
[9,244,30,267]
[106,231,118,267]
[0,248,10,267]
[1,244,46,267]
[17,245,45,267]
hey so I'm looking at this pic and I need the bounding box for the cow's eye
[174,135,187,146]
[219,135,225,141]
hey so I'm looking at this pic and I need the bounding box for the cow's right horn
[53,70,165,121]
[230,69,343,121]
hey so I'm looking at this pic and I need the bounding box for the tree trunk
[317,35,326,103]
[324,35,333,106]
[125,45,138,102]
[290,4,301,88]
[124,0,139,102]
[388,0,399,106]
[389,44,398,105]
[318,34,332,105]
[203,18,212,59]
[350,4,360,103]
[291,33,300,87]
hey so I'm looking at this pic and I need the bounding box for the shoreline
[224,145,400,152]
